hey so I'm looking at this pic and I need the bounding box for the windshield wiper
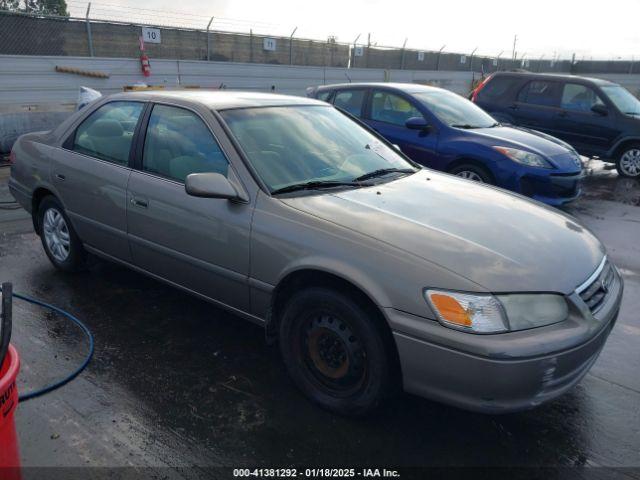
[353,168,416,182]
[271,180,370,195]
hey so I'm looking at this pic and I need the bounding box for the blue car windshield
[601,85,640,116]
[220,105,417,193]
[413,90,497,128]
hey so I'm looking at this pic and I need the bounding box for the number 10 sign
[142,27,161,44]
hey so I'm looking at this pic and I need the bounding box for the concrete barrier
[2,54,640,153]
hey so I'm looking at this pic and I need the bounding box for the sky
[66,0,640,60]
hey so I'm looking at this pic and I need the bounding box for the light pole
[351,33,361,68]
[289,26,298,65]
[495,50,504,71]
[400,38,408,70]
[206,16,214,61]
[469,47,478,71]
[435,44,446,71]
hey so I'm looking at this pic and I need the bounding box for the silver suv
[8,91,623,415]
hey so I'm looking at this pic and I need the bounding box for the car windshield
[601,85,640,115]
[413,90,497,128]
[220,105,417,193]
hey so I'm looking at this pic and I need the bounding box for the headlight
[497,294,568,331]
[425,290,507,333]
[493,146,552,168]
[425,289,568,334]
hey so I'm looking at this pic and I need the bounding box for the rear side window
[142,105,228,183]
[517,81,560,107]
[317,90,333,102]
[561,84,605,112]
[72,101,144,165]
[333,89,366,117]
[477,76,513,101]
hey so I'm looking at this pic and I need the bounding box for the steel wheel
[456,170,485,182]
[619,149,640,177]
[303,313,367,394]
[43,207,71,262]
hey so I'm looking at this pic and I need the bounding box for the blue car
[307,83,583,205]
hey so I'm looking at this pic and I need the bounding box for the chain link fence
[1,9,640,75]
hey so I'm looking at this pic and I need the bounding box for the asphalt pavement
[0,161,639,478]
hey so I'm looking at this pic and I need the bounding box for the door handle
[55,173,65,181]
[130,196,148,208]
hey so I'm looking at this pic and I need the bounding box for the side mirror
[405,116,430,131]
[185,172,238,200]
[591,104,608,116]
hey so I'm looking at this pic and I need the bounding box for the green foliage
[1,0,69,16]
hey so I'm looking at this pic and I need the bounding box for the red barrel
[0,345,20,479]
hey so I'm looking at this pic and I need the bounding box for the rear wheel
[38,196,86,271]
[278,287,395,416]
[449,164,493,184]
[616,145,640,178]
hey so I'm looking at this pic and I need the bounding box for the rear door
[511,79,563,136]
[53,100,145,261]
[126,102,252,311]
[554,82,622,156]
[364,89,439,167]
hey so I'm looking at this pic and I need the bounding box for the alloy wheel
[43,208,71,262]
[456,170,485,182]
[620,149,640,177]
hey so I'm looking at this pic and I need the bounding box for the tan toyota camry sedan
[9,91,623,415]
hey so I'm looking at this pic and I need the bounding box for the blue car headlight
[493,146,552,168]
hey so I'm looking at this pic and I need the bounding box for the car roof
[106,90,326,110]
[315,82,444,93]
[489,71,616,86]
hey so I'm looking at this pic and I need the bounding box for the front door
[51,100,145,262]
[365,89,439,167]
[554,83,622,156]
[126,103,253,311]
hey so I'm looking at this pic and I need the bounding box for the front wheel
[278,287,395,416]
[449,164,493,184]
[616,145,640,178]
[38,196,86,271]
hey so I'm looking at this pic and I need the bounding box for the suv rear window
[517,80,560,107]
[477,76,513,101]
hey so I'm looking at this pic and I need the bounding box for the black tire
[449,163,494,184]
[278,287,395,416]
[615,144,640,178]
[38,196,86,272]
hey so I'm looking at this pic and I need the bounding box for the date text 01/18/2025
[233,468,401,478]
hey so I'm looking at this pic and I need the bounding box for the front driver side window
[142,105,229,183]
[72,101,144,165]
[561,84,605,112]
[371,91,423,127]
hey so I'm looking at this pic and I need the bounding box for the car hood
[464,126,582,171]
[281,170,603,294]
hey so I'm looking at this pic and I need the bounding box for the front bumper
[522,172,583,206]
[388,266,623,414]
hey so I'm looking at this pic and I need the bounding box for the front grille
[578,260,614,313]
